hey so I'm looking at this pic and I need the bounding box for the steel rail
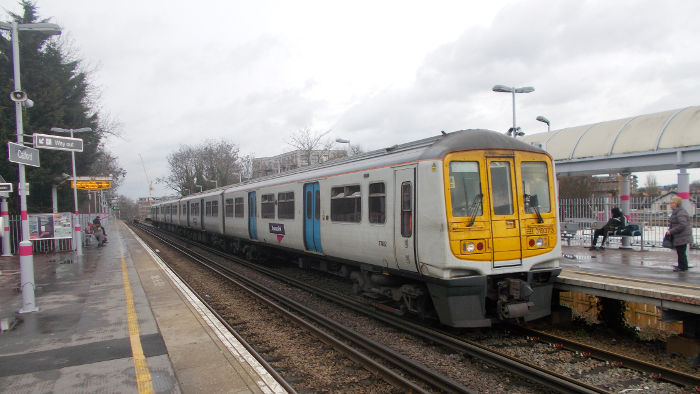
[133,223,462,393]
[518,327,700,389]
[136,223,606,393]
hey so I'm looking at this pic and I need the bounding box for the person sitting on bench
[590,207,626,250]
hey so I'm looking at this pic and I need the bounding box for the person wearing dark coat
[667,196,692,271]
[590,207,626,250]
[93,216,106,235]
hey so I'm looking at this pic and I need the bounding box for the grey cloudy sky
[2,0,699,199]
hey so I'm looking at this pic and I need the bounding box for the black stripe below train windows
[0,333,167,377]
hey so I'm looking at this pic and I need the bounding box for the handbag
[662,233,674,249]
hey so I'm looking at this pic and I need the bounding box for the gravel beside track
[134,223,699,393]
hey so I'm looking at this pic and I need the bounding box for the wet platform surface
[560,245,698,282]
[558,245,700,315]
[0,220,284,393]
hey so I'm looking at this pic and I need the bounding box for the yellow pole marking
[120,245,155,394]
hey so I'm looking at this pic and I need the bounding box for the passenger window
[330,185,361,222]
[278,191,294,219]
[211,200,219,217]
[261,194,275,219]
[225,198,234,217]
[369,182,386,224]
[234,197,244,218]
[401,182,412,237]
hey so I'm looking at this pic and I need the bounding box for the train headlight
[465,242,476,252]
[536,237,544,247]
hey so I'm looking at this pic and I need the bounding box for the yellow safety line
[120,245,155,394]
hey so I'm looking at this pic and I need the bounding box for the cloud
[335,0,700,146]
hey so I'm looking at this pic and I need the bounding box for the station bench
[597,221,645,250]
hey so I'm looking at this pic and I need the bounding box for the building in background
[252,149,347,178]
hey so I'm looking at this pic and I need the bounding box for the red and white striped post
[1,197,10,256]
[620,173,632,249]
[6,21,61,313]
[677,168,691,212]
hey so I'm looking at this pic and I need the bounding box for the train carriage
[152,129,561,327]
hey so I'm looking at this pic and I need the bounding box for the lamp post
[492,85,534,138]
[0,21,61,313]
[51,127,91,256]
[201,174,217,189]
[335,138,351,157]
[536,116,550,132]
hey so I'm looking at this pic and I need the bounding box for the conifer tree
[0,1,124,213]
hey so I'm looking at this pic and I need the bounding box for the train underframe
[156,222,560,327]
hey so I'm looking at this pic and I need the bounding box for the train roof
[153,129,547,206]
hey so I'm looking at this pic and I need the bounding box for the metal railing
[559,196,699,248]
[3,213,109,255]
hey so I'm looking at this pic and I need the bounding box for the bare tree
[288,127,334,165]
[159,139,247,194]
[645,173,661,198]
[158,145,199,195]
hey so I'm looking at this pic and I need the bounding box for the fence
[3,213,108,255]
[559,196,700,248]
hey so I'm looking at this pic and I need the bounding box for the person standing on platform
[667,196,692,272]
[590,207,626,250]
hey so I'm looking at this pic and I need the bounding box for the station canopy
[521,106,700,176]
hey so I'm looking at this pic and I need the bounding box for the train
[150,129,562,327]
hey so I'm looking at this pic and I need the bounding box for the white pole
[52,184,58,251]
[12,22,37,313]
[69,129,82,256]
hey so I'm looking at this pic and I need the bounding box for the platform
[0,220,285,393]
[558,245,700,316]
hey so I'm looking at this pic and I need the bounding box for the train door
[248,192,257,240]
[393,168,417,272]
[186,201,190,227]
[303,182,322,253]
[486,157,522,267]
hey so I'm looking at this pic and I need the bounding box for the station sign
[7,142,40,167]
[33,133,83,152]
[71,180,112,190]
[0,183,12,193]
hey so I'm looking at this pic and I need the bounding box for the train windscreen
[449,162,482,217]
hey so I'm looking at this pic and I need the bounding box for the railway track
[133,222,699,393]
[132,223,469,393]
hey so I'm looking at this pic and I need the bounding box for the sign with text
[7,142,40,167]
[29,212,73,240]
[0,183,12,193]
[72,180,112,190]
[33,133,83,152]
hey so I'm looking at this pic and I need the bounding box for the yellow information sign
[72,180,112,190]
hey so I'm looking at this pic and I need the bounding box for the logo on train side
[269,223,285,243]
